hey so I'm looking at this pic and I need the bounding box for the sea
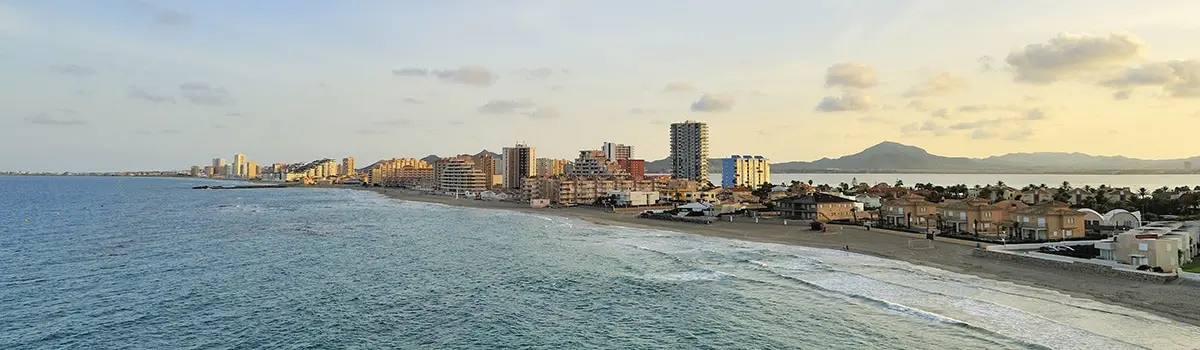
[3,176,1200,349]
[699,173,1200,190]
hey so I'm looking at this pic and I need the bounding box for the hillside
[644,141,1200,173]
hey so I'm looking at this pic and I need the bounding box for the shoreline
[342,185,1200,327]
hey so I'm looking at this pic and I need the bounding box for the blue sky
[3,0,1200,171]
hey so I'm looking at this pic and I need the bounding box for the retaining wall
[970,248,1176,283]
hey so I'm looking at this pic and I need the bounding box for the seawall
[970,248,1176,283]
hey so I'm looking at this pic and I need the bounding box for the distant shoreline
[335,185,1200,327]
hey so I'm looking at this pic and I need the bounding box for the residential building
[938,198,1006,236]
[1103,188,1137,203]
[342,157,355,176]
[855,194,882,209]
[369,158,433,186]
[1062,188,1092,205]
[567,150,628,177]
[233,153,247,178]
[1011,202,1086,240]
[525,177,665,205]
[536,158,568,177]
[502,143,536,190]
[286,159,338,181]
[212,158,226,178]
[601,142,633,162]
[246,161,259,179]
[720,155,770,188]
[611,191,659,206]
[774,193,859,222]
[470,153,497,187]
[880,193,937,228]
[617,159,645,180]
[1019,187,1053,204]
[1096,222,1200,271]
[1077,208,1142,233]
[669,121,709,183]
[436,156,490,193]
[189,166,200,177]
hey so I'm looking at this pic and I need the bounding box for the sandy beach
[354,186,1200,327]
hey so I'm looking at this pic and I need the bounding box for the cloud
[547,85,565,91]
[432,66,497,86]
[25,109,87,125]
[224,112,242,117]
[50,64,96,77]
[824,62,877,89]
[662,82,695,92]
[948,118,1005,130]
[1023,108,1047,120]
[902,72,964,97]
[1100,59,1200,98]
[403,97,423,104]
[355,129,388,135]
[930,108,950,118]
[970,129,997,140]
[519,67,558,79]
[152,11,191,27]
[690,93,734,112]
[978,56,998,72]
[900,121,948,137]
[1113,90,1132,100]
[525,106,560,119]
[956,105,989,112]
[213,124,229,129]
[391,68,429,77]
[178,82,234,106]
[127,86,176,104]
[814,91,872,112]
[447,120,465,125]
[478,98,536,114]
[374,118,410,126]
[1005,32,1146,84]
[906,100,931,112]
[159,128,183,134]
[649,120,669,125]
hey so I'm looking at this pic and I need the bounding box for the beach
[358,186,1200,327]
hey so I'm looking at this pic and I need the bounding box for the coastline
[344,185,1200,327]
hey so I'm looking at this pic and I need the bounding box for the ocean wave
[650,269,734,282]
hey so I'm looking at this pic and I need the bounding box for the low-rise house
[879,193,937,228]
[1095,222,1199,271]
[1062,188,1093,206]
[774,193,859,222]
[1020,187,1054,204]
[1011,202,1086,240]
[855,194,882,209]
[938,198,1005,236]
[1103,187,1136,203]
[1078,208,1143,233]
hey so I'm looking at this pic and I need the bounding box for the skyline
[4,0,1200,172]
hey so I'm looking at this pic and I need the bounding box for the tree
[996,180,1006,188]
[978,187,994,201]
[808,179,814,186]
[752,182,774,202]
[1138,187,1149,198]
[895,179,905,187]
[1194,185,1200,191]
[839,182,850,192]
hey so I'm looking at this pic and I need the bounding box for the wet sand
[357,186,1200,327]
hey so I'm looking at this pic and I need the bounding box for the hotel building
[567,150,628,177]
[536,158,569,177]
[502,143,536,189]
[342,157,355,176]
[436,155,490,193]
[721,155,769,188]
[525,177,666,205]
[669,121,709,183]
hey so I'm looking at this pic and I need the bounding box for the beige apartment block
[1011,202,1086,240]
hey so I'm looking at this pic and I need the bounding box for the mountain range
[644,141,1200,174]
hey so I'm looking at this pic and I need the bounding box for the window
[984,211,992,218]
[920,207,926,212]
[983,223,990,229]
[1067,217,1075,224]
[1064,229,1073,237]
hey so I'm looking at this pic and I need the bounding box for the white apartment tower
[502,143,536,189]
[669,121,709,183]
[601,142,633,162]
[233,153,247,178]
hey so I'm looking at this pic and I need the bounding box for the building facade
[720,155,770,188]
[774,193,859,222]
[212,158,226,178]
[617,159,645,180]
[233,153,247,178]
[601,142,633,162]
[502,143,536,189]
[342,157,355,176]
[669,121,709,183]
[436,156,490,193]
[1011,202,1086,240]
[567,150,628,177]
[880,193,937,228]
[524,177,666,205]
[536,158,569,177]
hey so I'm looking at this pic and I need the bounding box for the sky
[2,0,1200,172]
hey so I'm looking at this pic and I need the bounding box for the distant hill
[645,141,1200,173]
[420,155,441,164]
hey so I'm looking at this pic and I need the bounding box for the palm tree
[1138,187,1149,198]
[996,180,1006,188]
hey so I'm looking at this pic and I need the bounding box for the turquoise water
[2,176,1198,349]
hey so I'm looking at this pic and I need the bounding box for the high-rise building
[567,150,629,177]
[436,156,490,193]
[342,157,356,176]
[233,153,247,178]
[246,161,259,179]
[618,159,646,180]
[212,158,226,178]
[502,143,536,189]
[190,166,201,177]
[721,155,770,188]
[471,153,496,186]
[670,121,709,183]
[602,142,633,162]
[536,158,569,177]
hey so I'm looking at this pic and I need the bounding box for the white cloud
[1005,32,1146,84]
[970,129,997,139]
[127,86,176,104]
[662,82,695,92]
[25,109,87,125]
[902,71,964,97]
[1101,59,1200,98]
[906,100,931,112]
[1113,90,1132,100]
[179,82,235,106]
[690,93,734,112]
[478,98,536,114]
[393,66,497,86]
[824,62,878,89]
[815,91,873,112]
